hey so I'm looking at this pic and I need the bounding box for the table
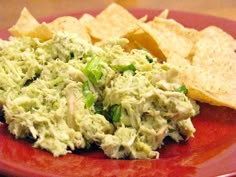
[0,0,236,30]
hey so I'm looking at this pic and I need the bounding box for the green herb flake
[84,56,103,84]
[146,55,153,63]
[94,101,104,114]
[117,64,136,73]
[106,104,122,122]
[175,85,188,95]
[82,81,96,108]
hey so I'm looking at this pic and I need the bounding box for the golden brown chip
[87,3,139,40]
[9,7,39,37]
[48,16,91,42]
[167,26,236,109]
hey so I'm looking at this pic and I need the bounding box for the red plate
[0,9,236,177]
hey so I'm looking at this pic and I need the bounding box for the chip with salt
[9,7,39,37]
[87,3,140,40]
[167,26,236,109]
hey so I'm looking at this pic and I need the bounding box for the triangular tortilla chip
[124,13,198,59]
[9,7,39,37]
[168,26,236,109]
[27,22,53,41]
[78,13,95,26]
[87,3,140,40]
[48,16,91,42]
[147,17,199,59]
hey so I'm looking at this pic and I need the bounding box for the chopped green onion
[106,104,122,122]
[175,85,188,95]
[112,104,122,122]
[82,81,96,108]
[94,101,104,114]
[117,64,136,73]
[84,56,103,84]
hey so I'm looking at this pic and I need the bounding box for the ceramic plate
[0,9,236,177]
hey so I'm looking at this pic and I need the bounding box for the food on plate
[0,3,235,159]
[1,33,198,159]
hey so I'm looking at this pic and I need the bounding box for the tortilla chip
[78,14,95,25]
[9,9,91,42]
[158,9,169,19]
[167,26,236,109]
[123,10,171,58]
[139,15,148,22]
[9,8,52,40]
[146,17,199,59]
[9,7,39,37]
[87,3,139,40]
[27,22,53,41]
[124,14,198,59]
[48,16,91,42]
[125,26,166,59]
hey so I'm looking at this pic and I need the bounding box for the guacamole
[0,32,199,159]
